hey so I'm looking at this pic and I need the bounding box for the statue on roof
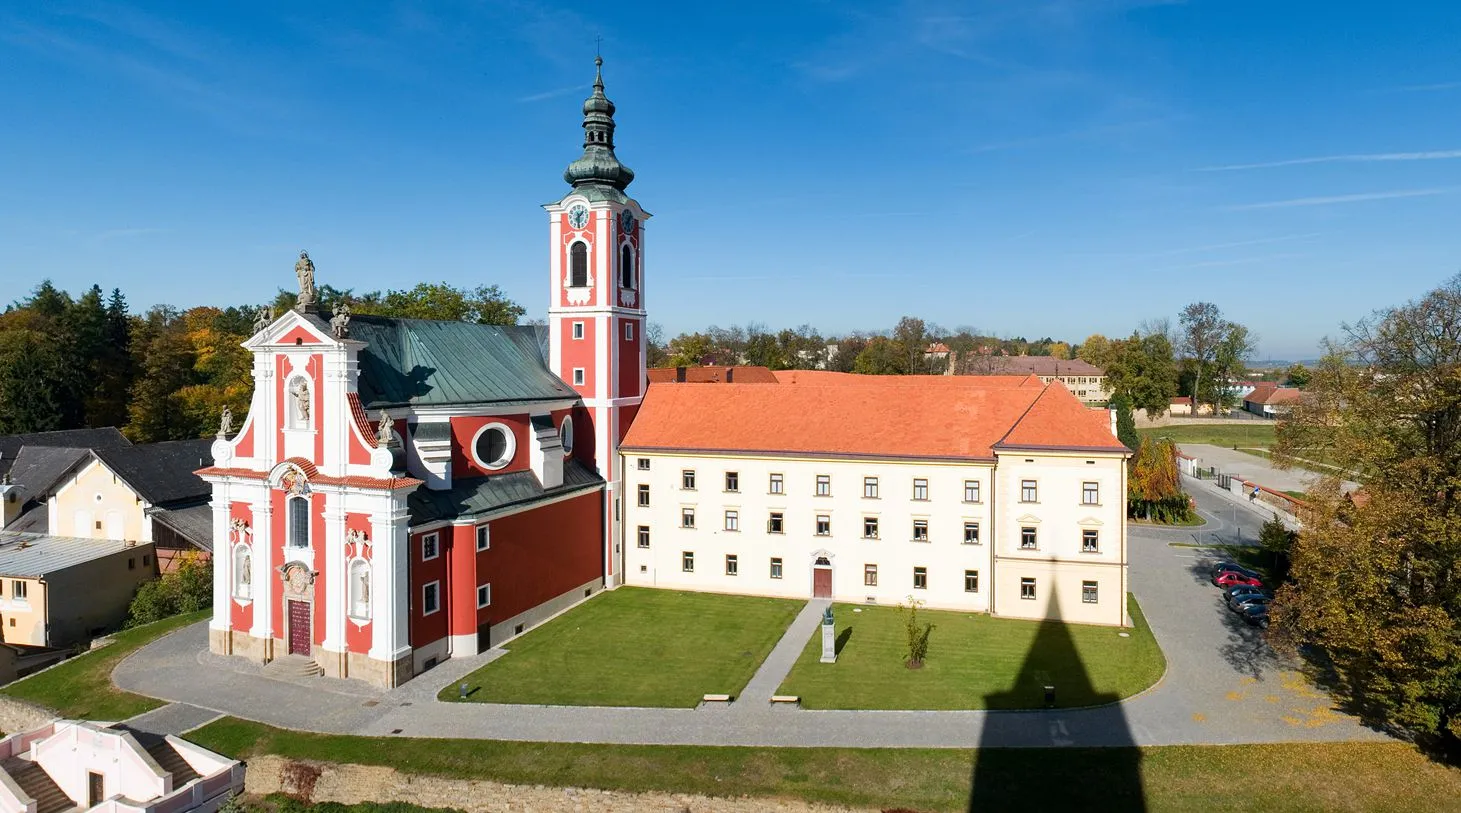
[217,405,233,439]
[331,301,352,339]
[377,410,394,448]
[252,305,274,335]
[294,250,317,312]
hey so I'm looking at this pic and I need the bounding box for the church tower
[545,57,648,586]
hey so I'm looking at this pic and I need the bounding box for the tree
[667,332,716,367]
[356,282,524,325]
[1271,275,1461,744]
[1179,302,1224,413]
[743,333,786,369]
[1258,513,1296,585]
[1048,341,1071,360]
[853,336,907,375]
[829,336,868,373]
[645,322,668,368]
[1284,363,1311,388]
[1127,437,1194,523]
[126,556,212,627]
[1105,331,1179,419]
[1078,334,1115,369]
[891,316,929,375]
[1179,302,1254,414]
[1111,393,1140,453]
[126,312,203,442]
[902,597,935,669]
[1211,323,1257,410]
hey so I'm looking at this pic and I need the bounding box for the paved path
[1178,443,1359,494]
[116,484,1391,748]
[119,702,221,737]
[737,598,828,704]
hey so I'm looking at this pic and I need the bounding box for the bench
[701,693,732,703]
[770,695,800,705]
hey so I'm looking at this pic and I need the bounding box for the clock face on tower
[568,205,589,230]
[619,209,635,234]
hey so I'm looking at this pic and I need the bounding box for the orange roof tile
[997,383,1129,453]
[773,370,1041,388]
[647,366,780,384]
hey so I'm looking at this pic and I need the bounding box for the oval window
[473,424,514,470]
[560,416,575,456]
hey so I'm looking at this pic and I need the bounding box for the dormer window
[472,423,515,471]
[570,242,588,288]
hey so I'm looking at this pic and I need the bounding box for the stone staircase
[1,757,74,813]
[264,653,323,678]
[144,737,201,785]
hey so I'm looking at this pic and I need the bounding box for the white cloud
[1223,189,1448,211]
[1199,150,1461,172]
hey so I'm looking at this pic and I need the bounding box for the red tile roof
[970,356,1104,377]
[622,375,1126,460]
[646,366,780,384]
[1245,385,1303,405]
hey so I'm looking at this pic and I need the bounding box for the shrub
[126,555,212,627]
[902,598,935,669]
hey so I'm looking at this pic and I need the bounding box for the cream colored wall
[0,577,46,646]
[622,452,996,612]
[991,451,1127,626]
[52,458,149,541]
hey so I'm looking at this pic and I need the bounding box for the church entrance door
[288,600,311,656]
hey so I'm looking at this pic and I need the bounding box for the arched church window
[349,558,371,619]
[233,544,252,599]
[570,242,588,288]
[620,244,634,290]
[288,495,310,548]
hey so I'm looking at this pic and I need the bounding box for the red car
[1214,571,1263,588]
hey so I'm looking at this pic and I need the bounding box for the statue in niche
[294,250,316,311]
[377,410,394,448]
[358,566,370,604]
[330,302,351,338]
[289,378,311,423]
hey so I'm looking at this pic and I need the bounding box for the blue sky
[3,1,1460,360]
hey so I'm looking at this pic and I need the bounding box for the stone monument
[294,250,317,313]
[820,605,837,664]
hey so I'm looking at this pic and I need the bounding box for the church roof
[562,57,635,192]
[408,459,604,525]
[347,316,574,409]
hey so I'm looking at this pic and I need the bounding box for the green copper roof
[349,316,574,409]
[563,57,635,191]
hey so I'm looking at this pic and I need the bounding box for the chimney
[1110,408,1119,440]
[726,368,735,383]
[528,414,564,489]
[676,366,686,383]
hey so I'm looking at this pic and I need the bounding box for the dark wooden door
[813,567,832,598]
[88,772,104,807]
[288,600,311,655]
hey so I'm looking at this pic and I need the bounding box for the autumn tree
[1271,274,1461,743]
[1127,437,1193,523]
[1284,362,1311,388]
[1078,334,1115,369]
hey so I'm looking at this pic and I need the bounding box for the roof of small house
[970,356,1105,377]
[92,438,214,507]
[0,531,149,577]
[646,366,779,384]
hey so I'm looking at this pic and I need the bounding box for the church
[201,58,1130,688]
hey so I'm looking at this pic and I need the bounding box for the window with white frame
[476,525,490,551]
[964,570,979,593]
[573,368,585,385]
[233,545,252,599]
[815,474,831,496]
[863,476,879,498]
[1020,577,1036,600]
[12,581,26,600]
[624,322,635,341]
[964,480,981,503]
[473,423,515,470]
[637,484,650,506]
[912,519,929,541]
[963,522,980,544]
[637,525,650,548]
[682,469,696,489]
[422,532,440,561]
[815,514,831,535]
[770,557,783,579]
[1082,529,1100,553]
[913,567,928,589]
[681,507,696,528]
[1082,481,1100,505]
[768,512,784,534]
[862,516,879,539]
[725,471,739,492]
[1020,527,1037,550]
[422,581,440,614]
[572,321,585,339]
[769,473,784,494]
[864,564,878,586]
[1021,479,1038,502]
[724,510,739,531]
[725,554,738,576]
[478,583,492,608]
[637,457,650,470]
[913,478,928,501]
[1082,580,1099,604]
[288,496,309,548]
[349,559,370,618]
[682,551,694,572]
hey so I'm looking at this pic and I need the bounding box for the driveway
[1178,443,1359,494]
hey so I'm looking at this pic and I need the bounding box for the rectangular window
[964,480,981,503]
[624,322,635,341]
[724,510,739,531]
[573,368,585,385]
[963,522,980,544]
[864,564,878,586]
[1082,529,1100,553]
[913,478,928,501]
[862,516,879,539]
[572,321,584,339]
[477,583,492,608]
[637,525,650,548]
[1020,527,1038,550]
[1083,580,1099,604]
[769,473,784,494]
[964,570,979,593]
[682,551,695,572]
[422,582,440,615]
[770,557,783,579]
[13,581,27,600]
[1021,480,1038,502]
[128,557,135,570]
[725,554,738,576]
[1082,481,1100,505]
[682,469,697,490]
[863,476,879,498]
[476,525,490,551]
[637,484,650,506]
[1020,577,1036,600]
[725,471,739,492]
[768,512,784,534]
[912,519,929,541]
[288,496,309,548]
[681,508,696,529]
[816,474,831,496]
[637,457,650,470]
[422,532,440,561]
[913,566,928,590]
[815,515,831,536]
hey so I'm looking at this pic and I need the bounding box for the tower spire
[563,56,635,190]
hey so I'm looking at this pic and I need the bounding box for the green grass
[188,717,1461,813]
[776,594,1164,710]
[0,610,207,720]
[442,587,801,707]
[1137,423,1277,449]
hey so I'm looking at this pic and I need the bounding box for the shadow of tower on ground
[968,592,1145,811]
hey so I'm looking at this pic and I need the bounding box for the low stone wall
[245,755,878,813]
[0,696,58,735]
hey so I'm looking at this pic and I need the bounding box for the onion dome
[563,56,635,190]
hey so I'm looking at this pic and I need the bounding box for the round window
[560,416,575,456]
[472,424,515,470]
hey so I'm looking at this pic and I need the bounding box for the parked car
[1223,584,1267,601]
[1211,561,1263,582]
[1238,603,1270,628]
[1229,594,1272,612]
[1214,571,1263,588]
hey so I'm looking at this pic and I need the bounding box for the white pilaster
[322,497,347,651]
[369,497,411,663]
[209,486,231,632]
[250,501,274,641]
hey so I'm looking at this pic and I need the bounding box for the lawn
[441,587,801,707]
[189,716,1461,813]
[0,610,207,720]
[1137,423,1277,449]
[776,594,1164,710]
